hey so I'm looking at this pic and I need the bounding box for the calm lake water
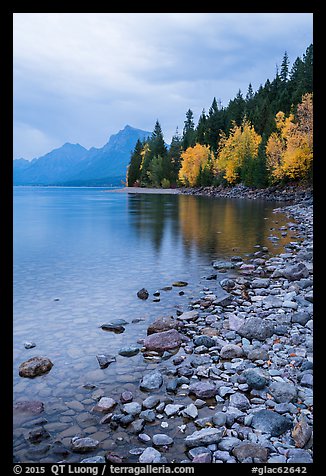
[13,187,296,463]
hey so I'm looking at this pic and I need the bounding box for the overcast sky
[13,12,313,160]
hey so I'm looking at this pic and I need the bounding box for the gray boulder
[243,367,270,389]
[269,381,297,403]
[189,381,218,399]
[237,317,274,341]
[251,409,292,436]
[220,344,244,359]
[139,371,163,391]
[185,427,224,448]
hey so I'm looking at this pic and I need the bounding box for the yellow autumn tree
[178,143,214,187]
[266,93,313,181]
[216,118,262,184]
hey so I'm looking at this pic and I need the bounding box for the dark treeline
[127,44,313,189]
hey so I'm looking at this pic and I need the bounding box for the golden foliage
[216,118,262,184]
[266,93,313,181]
[178,143,213,186]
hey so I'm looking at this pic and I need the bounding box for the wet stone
[137,288,149,300]
[71,436,99,453]
[120,391,133,403]
[172,281,188,287]
[100,323,125,333]
[92,397,117,413]
[142,396,160,409]
[139,371,163,391]
[96,354,116,369]
[19,356,53,378]
[118,346,140,357]
[122,402,142,416]
[24,342,36,349]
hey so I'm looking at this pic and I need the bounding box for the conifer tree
[196,109,208,145]
[168,127,183,185]
[182,109,196,150]
[127,139,144,187]
[280,51,290,82]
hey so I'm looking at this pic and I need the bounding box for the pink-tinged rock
[92,397,117,413]
[19,356,53,378]
[13,400,44,415]
[292,416,313,448]
[239,264,256,274]
[192,453,212,463]
[143,329,182,351]
[147,316,181,335]
[106,452,124,463]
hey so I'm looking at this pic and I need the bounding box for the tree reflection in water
[127,193,294,258]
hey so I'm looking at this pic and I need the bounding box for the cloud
[13,13,313,159]
[14,121,59,160]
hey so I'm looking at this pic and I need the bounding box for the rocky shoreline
[15,191,313,464]
[179,183,313,204]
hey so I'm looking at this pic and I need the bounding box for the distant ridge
[13,125,151,186]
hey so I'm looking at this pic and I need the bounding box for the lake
[13,187,296,462]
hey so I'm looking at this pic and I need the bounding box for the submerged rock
[27,427,50,444]
[13,401,44,415]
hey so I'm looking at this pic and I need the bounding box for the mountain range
[13,125,151,186]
